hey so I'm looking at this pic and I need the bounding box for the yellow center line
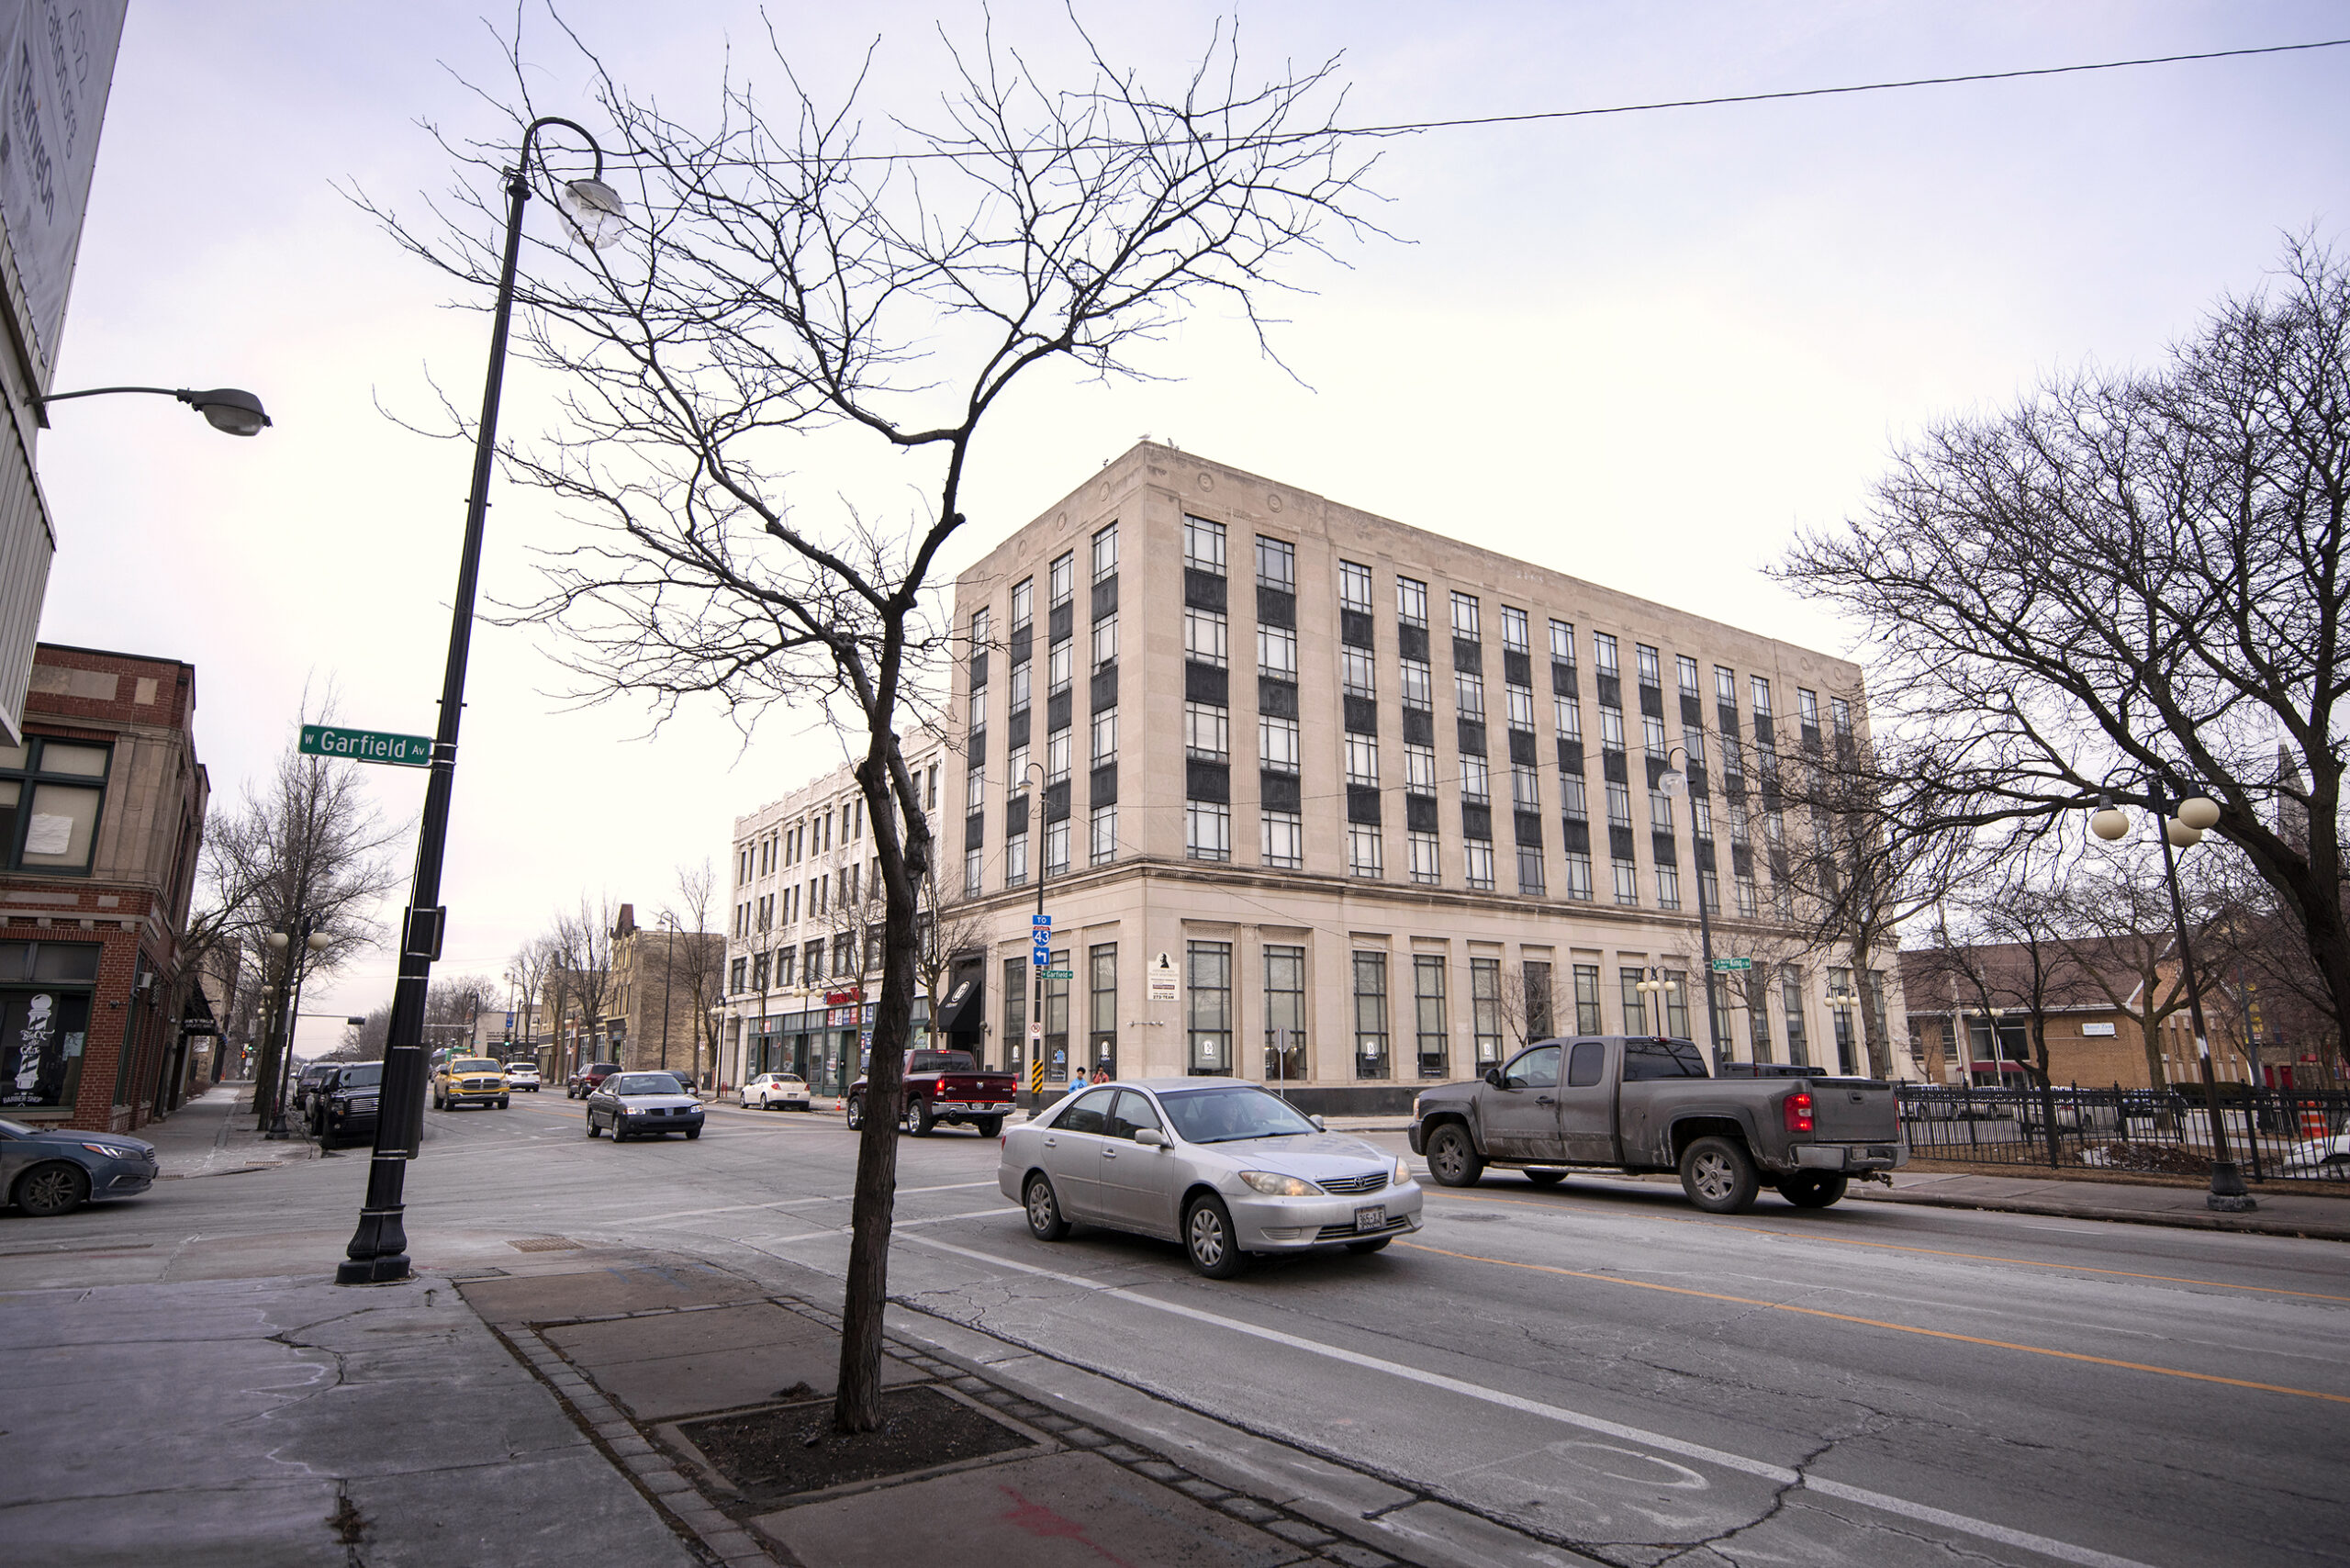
[1397,1239,2350,1406]
[1425,1187,2350,1304]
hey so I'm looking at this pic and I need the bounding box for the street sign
[1711,957,1753,972]
[1148,951,1178,1002]
[1028,1023,1043,1040]
[298,724,432,768]
[1040,969,1074,980]
[1032,913,1052,928]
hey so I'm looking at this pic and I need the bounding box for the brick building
[1,643,207,1131]
[603,903,724,1084]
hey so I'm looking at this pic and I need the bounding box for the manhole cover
[509,1238,587,1252]
[680,1385,1036,1505]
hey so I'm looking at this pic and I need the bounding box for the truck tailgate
[936,1074,1013,1101]
[1808,1081,1901,1143]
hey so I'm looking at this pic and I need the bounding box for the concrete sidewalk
[1855,1167,2350,1240]
[143,1077,319,1180]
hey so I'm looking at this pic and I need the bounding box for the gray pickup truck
[1407,1036,1905,1213]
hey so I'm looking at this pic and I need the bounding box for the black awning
[935,976,985,1034]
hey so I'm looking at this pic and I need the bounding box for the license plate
[1354,1204,1385,1234]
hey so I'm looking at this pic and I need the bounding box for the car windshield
[1158,1085,1316,1144]
[452,1059,501,1073]
[611,1074,680,1095]
[338,1064,383,1089]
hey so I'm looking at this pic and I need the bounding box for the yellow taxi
[432,1057,511,1112]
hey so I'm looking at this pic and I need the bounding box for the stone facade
[602,904,724,1083]
[2,643,207,1130]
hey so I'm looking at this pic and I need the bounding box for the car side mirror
[1134,1127,1167,1148]
[1483,1068,1504,1089]
[1309,1114,1326,1131]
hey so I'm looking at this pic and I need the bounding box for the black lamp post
[1656,747,1726,1070]
[339,117,625,1285]
[2088,781,2255,1213]
[32,384,272,435]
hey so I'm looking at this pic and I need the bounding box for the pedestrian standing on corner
[1069,1066,1088,1092]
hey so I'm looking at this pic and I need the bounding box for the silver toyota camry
[997,1077,1421,1277]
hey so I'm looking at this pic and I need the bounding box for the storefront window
[1187,941,1230,1075]
[0,941,100,1111]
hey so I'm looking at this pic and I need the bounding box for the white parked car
[2280,1129,2349,1178]
[505,1061,543,1092]
[999,1077,1421,1278]
[742,1072,813,1112]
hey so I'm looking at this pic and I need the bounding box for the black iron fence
[1897,1083,2350,1184]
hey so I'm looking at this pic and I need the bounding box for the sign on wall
[0,0,128,375]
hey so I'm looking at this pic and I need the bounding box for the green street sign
[298,724,433,768]
[1039,969,1075,980]
[1711,957,1753,972]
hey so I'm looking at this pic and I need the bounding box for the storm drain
[509,1237,588,1252]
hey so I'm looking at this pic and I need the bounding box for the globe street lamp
[1633,967,1678,1037]
[1656,748,1727,1070]
[340,116,626,1286]
[32,384,273,435]
[2087,782,2252,1212]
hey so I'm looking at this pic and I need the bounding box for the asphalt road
[7,1091,2344,1568]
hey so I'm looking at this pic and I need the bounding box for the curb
[1852,1187,2350,1242]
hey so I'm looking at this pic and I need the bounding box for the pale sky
[28,2,2349,1051]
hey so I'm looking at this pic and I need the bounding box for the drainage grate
[509,1237,587,1252]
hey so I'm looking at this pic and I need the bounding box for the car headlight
[1238,1170,1318,1197]
[80,1143,139,1159]
[1412,1094,1424,1120]
[1393,1158,1412,1186]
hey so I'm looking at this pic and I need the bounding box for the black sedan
[585,1072,705,1142]
[1,1116,158,1216]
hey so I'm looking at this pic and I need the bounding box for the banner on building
[0,0,126,376]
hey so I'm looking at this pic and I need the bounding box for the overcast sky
[28,2,2349,1051]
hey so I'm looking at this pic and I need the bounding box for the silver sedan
[997,1077,1421,1277]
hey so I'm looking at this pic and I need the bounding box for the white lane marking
[904,1234,2157,1568]
[588,1181,999,1227]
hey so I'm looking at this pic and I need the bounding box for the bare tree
[916,864,991,1039]
[506,933,560,1064]
[548,898,618,1078]
[1493,961,1567,1052]
[371,15,1375,1432]
[1778,237,2350,1075]
[2048,858,2208,1089]
[664,860,726,1084]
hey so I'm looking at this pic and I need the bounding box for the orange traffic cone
[2304,1107,2329,1140]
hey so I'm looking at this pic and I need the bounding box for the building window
[1048,638,1072,694]
[1516,844,1546,894]
[1736,871,1759,918]
[751,951,770,991]
[1344,734,1379,786]
[1092,614,1118,668]
[1043,946,1071,1081]
[1006,831,1029,888]
[1621,968,1652,1036]
[1561,849,1593,900]
[1664,971,1692,1039]
[1342,646,1377,699]
[1255,534,1294,590]
[1751,676,1773,718]
[1649,788,1673,833]
[1556,693,1583,743]
[1089,944,1118,1078]
[1186,801,1231,861]
[1505,684,1535,731]
[1449,591,1480,639]
[1264,945,1305,1081]
[1613,859,1639,905]
[1574,964,1604,1034]
[1455,670,1485,721]
[1599,707,1626,751]
[1831,696,1853,738]
[1594,633,1617,677]
[1091,707,1117,765]
[964,848,982,896]
[1260,714,1301,773]
[777,949,797,988]
[1606,780,1632,828]
[1465,958,1505,1064]
[1188,941,1232,1075]
[1550,619,1575,662]
[1561,774,1587,820]
[1091,803,1118,865]
[1407,829,1440,884]
[1183,515,1226,575]
[729,957,749,992]
[1677,655,1700,696]
[1400,657,1433,710]
[1010,662,1032,714]
[1414,956,1449,1080]
[1460,755,1491,803]
[1348,821,1384,878]
[1003,957,1029,1076]
[1050,550,1074,607]
[968,687,987,732]
[1500,606,1529,653]
[1746,969,1774,1063]
[1011,577,1033,631]
[1655,865,1681,910]
[1352,952,1390,1078]
[1046,818,1070,878]
[1636,643,1661,689]
[1185,702,1230,761]
[1046,728,1071,784]
[1184,607,1228,667]
[1699,864,1721,914]
[1007,743,1030,790]
[1260,810,1304,868]
[1339,560,1374,613]
[1396,576,1427,626]
[1092,522,1118,581]
[1799,687,1821,733]
[1404,743,1436,793]
[1,739,111,874]
[1258,623,1298,679]
[1513,764,1540,812]
[1464,837,1495,890]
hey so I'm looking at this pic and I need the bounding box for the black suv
[291,1061,338,1115]
[311,1062,384,1148]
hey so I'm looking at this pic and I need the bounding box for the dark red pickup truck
[845,1049,1016,1137]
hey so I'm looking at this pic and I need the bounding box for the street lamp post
[1656,749,1727,1070]
[338,118,626,1286]
[2088,783,2254,1213]
[1633,967,1678,1038]
[32,384,272,435]
[259,923,332,1138]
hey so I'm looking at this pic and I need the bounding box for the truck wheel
[1424,1123,1484,1187]
[1024,1173,1069,1241]
[1524,1170,1567,1188]
[845,1096,864,1129]
[1680,1136,1760,1214]
[1776,1173,1849,1209]
[905,1101,934,1137]
[973,1116,1003,1138]
[1184,1195,1249,1279]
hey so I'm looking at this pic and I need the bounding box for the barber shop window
[1,739,112,875]
[0,940,100,1111]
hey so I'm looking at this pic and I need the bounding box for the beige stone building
[924,442,1918,1113]
[601,903,724,1083]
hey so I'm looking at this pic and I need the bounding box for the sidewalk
[1855,1167,2350,1241]
[143,1077,319,1180]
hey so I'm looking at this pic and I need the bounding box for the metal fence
[1897,1083,2350,1185]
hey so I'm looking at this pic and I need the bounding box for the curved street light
[33,384,271,435]
[341,114,627,1286]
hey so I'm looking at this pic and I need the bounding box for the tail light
[1784,1091,1814,1135]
